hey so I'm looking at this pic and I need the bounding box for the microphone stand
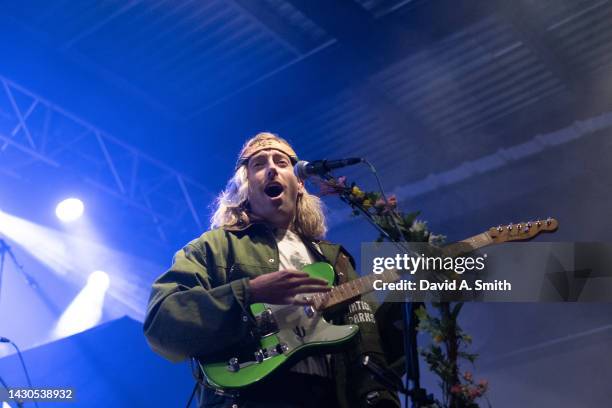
[403,302,431,408]
[0,239,40,408]
[0,374,24,408]
[320,173,432,408]
[319,173,410,253]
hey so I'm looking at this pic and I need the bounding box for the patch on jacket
[346,300,376,324]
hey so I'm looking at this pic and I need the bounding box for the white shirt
[274,228,331,378]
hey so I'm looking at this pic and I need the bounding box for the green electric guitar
[199,218,558,390]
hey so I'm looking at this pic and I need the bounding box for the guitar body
[200,262,359,390]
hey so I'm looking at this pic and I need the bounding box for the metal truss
[0,75,212,243]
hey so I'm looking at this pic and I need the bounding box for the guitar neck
[443,231,494,257]
[316,231,494,310]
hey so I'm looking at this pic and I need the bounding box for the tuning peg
[507,223,513,231]
[546,217,552,225]
[527,222,532,228]
[497,226,503,232]
[536,220,542,227]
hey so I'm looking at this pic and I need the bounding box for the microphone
[294,158,363,179]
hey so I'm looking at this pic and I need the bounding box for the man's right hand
[249,269,331,306]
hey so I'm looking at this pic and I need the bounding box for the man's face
[246,149,303,229]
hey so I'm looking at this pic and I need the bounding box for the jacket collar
[223,220,340,261]
[222,219,269,233]
[223,221,336,250]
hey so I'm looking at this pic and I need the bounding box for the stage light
[55,198,84,222]
[53,270,111,338]
[88,270,110,291]
[0,208,159,323]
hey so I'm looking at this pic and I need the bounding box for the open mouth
[264,182,284,198]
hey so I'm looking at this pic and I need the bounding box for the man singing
[144,132,399,408]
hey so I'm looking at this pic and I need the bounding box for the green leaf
[415,305,429,321]
[458,351,479,363]
[403,211,420,226]
[461,334,473,345]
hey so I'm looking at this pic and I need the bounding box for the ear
[297,178,305,195]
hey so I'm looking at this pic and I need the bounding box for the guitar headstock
[488,217,558,243]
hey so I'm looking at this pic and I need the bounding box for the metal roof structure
[1,0,611,250]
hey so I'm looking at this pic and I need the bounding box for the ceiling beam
[197,0,495,148]
[229,0,320,55]
[491,0,585,110]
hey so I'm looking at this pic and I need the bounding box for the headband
[236,137,298,170]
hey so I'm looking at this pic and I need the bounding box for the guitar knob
[276,343,289,354]
[254,350,264,363]
[227,357,240,372]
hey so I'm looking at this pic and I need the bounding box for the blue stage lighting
[88,270,110,291]
[55,198,84,222]
[54,270,111,338]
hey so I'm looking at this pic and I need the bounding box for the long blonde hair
[210,133,327,240]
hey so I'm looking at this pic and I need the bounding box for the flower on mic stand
[318,176,445,244]
[318,175,348,196]
[318,176,489,408]
[416,304,490,408]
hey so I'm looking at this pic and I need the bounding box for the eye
[276,158,289,167]
[250,159,265,169]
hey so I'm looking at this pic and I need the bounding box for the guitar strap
[303,239,326,262]
[304,240,351,286]
[334,252,353,285]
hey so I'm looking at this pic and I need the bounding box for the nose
[265,159,279,180]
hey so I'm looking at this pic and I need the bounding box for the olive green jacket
[143,223,398,407]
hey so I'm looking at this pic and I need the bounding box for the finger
[291,293,324,306]
[291,296,313,306]
[284,277,328,289]
[290,285,332,294]
[281,270,309,278]
[290,277,330,287]
[279,296,297,305]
